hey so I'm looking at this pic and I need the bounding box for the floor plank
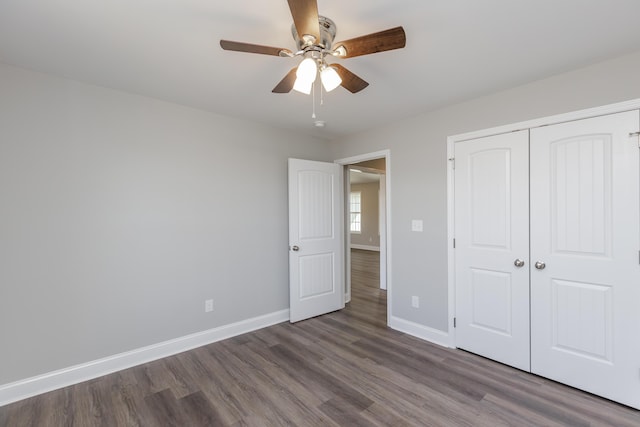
[1,248,639,425]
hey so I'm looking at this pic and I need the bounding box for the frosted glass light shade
[293,57,317,94]
[293,77,313,95]
[320,66,342,92]
[296,58,317,82]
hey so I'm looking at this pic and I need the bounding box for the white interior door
[530,111,640,409]
[288,158,344,323]
[454,130,531,371]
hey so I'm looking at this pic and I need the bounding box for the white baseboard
[389,315,452,348]
[350,244,380,251]
[0,309,290,407]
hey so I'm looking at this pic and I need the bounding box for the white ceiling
[2,1,640,140]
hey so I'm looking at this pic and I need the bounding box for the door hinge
[448,157,455,169]
[453,317,456,328]
[453,238,456,249]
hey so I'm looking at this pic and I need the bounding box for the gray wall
[0,64,331,385]
[350,182,380,248]
[329,50,640,332]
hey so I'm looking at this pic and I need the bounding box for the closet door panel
[454,130,530,371]
[530,110,640,409]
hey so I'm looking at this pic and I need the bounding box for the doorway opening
[335,150,390,326]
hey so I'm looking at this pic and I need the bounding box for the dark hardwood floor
[2,249,639,426]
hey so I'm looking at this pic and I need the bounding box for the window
[350,191,361,233]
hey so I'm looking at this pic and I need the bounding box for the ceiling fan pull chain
[311,80,316,119]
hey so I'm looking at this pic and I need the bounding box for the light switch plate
[411,219,423,232]
[412,296,420,308]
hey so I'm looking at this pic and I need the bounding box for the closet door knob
[291,245,300,252]
[535,261,546,270]
[514,259,525,267]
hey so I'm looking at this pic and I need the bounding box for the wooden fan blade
[333,26,406,58]
[332,64,369,93]
[220,40,292,57]
[287,0,320,44]
[272,67,298,93]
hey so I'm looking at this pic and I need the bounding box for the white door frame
[335,150,391,325]
[447,98,640,349]
[379,173,387,291]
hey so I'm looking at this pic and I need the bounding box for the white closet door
[454,130,531,371]
[530,111,640,409]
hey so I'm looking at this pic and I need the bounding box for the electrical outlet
[205,299,214,313]
[411,296,420,308]
[411,220,423,232]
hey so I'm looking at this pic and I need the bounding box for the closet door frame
[447,98,640,348]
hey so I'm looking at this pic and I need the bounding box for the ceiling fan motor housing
[292,16,336,51]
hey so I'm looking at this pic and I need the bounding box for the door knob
[514,259,525,267]
[534,261,546,270]
[291,245,300,252]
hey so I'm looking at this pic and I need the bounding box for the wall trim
[389,315,452,348]
[350,244,380,251]
[0,309,290,407]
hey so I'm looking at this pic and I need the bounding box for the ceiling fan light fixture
[320,65,342,92]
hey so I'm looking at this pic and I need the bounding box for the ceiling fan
[220,0,406,95]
